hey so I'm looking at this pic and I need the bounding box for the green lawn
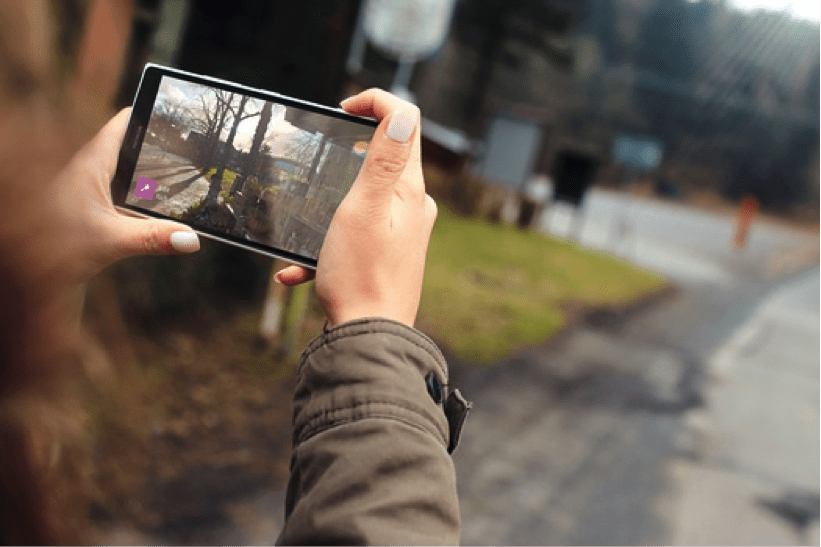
[416,207,667,363]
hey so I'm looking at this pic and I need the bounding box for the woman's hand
[0,108,199,374]
[0,108,200,305]
[275,89,437,328]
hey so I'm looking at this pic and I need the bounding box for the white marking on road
[709,320,763,383]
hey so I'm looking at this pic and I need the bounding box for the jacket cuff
[292,318,452,451]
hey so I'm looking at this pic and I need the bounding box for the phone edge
[114,204,319,270]
[144,62,376,125]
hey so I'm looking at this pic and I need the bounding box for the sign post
[610,133,664,253]
[478,118,543,190]
[475,117,544,226]
[361,0,457,101]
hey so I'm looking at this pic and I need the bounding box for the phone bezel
[112,63,379,269]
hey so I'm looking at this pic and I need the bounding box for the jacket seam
[296,413,449,451]
[299,320,448,379]
[296,400,448,447]
[301,326,445,374]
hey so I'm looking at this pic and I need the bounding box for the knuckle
[141,224,163,253]
[375,88,418,112]
[371,87,391,100]
[363,87,385,105]
[365,154,405,181]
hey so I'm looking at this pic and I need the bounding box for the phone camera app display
[134,176,157,200]
[125,76,375,260]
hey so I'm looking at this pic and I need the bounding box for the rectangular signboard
[478,117,543,190]
[612,134,663,171]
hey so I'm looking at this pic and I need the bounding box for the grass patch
[204,167,238,190]
[417,207,667,364]
[219,190,234,204]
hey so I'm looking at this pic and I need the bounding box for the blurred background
[20,0,820,544]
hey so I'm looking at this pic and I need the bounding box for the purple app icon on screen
[134,177,157,200]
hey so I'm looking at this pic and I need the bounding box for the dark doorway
[551,151,600,206]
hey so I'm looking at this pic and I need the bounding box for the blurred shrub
[423,164,489,217]
[102,238,273,331]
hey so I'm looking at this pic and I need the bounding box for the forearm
[276,319,469,546]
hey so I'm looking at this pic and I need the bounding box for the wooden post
[500,190,520,225]
[280,282,312,359]
[734,195,759,250]
[259,259,313,360]
[260,259,289,340]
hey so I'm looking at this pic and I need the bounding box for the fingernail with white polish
[171,231,200,252]
[386,108,417,143]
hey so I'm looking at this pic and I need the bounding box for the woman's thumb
[109,216,200,259]
[352,106,418,202]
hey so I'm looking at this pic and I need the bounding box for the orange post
[734,195,759,249]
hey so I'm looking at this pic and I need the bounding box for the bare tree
[188,93,220,137]
[281,129,331,199]
[154,96,188,127]
[205,94,262,205]
[199,89,236,171]
[230,100,274,197]
[148,96,194,156]
[282,130,322,179]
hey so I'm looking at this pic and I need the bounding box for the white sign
[363,0,456,60]
[612,134,663,171]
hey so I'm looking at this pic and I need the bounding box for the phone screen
[122,74,376,263]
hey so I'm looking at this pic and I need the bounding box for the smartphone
[112,64,378,268]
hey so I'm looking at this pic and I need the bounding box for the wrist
[328,307,416,329]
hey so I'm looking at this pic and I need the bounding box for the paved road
[661,267,819,545]
[540,190,817,284]
[131,145,211,215]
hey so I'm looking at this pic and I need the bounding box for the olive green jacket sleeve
[276,318,471,546]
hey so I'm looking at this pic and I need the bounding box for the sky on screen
[727,0,820,21]
[156,78,306,155]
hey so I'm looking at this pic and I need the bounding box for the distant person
[0,3,468,544]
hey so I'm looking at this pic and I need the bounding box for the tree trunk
[303,134,329,199]
[206,95,248,205]
[201,93,232,173]
[231,101,273,196]
[464,6,506,137]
